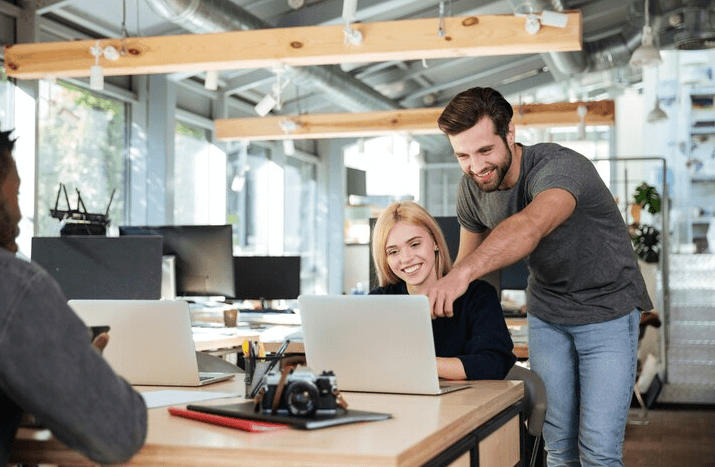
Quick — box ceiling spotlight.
[102,45,120,61]
[89,41,104,91]
[342,0,363,45]
[204,70,218,91]
[283,139,296,155]
[515,5,568,35]
[287,0,304,9]
[539,10,569,28]
[279,118,299,134]
[89,64,104,91]
[630,0,662,67]
[254,93,278,117]
[577,104,588,140]
[254,65,291,116]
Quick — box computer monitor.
[119,224,235,298]
[231,256,301,305]
[31,236,163,300]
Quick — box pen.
[243,340,253,388]
[250,339,290,398]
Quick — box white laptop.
[68,299,236,387]
[298,294,473,395]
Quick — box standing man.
[1,129,147,465]
[429,87,651,467]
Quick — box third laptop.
[298,294,472,395]
[68,299,235,387]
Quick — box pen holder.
[243,355,281,399]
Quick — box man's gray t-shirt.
[456,142,652,325]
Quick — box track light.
[254,94,277,117]
[514,4,568,35]
[279,119,299,134]
[89,42,104,91]
[254,65,290,116]
[88,41,121,91]
[204,70,218,91]
[342,0,363,45]
[89,64,104,91]
[282,139,296,155]
[577,104,588,140]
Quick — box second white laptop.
[298,294,472,395]
[68,299,235,387]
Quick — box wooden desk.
[506,318,529,360]
[192,326,260,353]
[11,379,526,467]
[197,325,524,361]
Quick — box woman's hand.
[436,357,467,380]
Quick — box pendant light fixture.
[647,66,667,122]
[630,0,663,67]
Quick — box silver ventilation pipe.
[508,0,643,77]
[145,0,401,112]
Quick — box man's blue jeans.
[528,309,640,467]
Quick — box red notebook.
[168,407,289,433]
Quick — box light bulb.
[282,139,295,155]
[89,64,104,91]
[254,94,277,117]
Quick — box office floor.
[623,404,715,467]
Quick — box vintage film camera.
[258,366,344,417]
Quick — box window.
[0,66,11,130]
[227,143,321,294]
[344,135,421,200]
[284,155,319,294]
[228,143,273,253]
[544,126,612,186]
[174,122,226,225]
[37,80,127,236]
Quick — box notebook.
[68,299,236,387]
[297,294,473,395]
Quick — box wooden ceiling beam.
[214,100,614,141]
[4,12,582,80]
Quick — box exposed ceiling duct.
[509,0,644,78]
[145,0,402,114]
[654,0,715,50]
[144,0,454,153]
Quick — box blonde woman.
[370,201,515,380]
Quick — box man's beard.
[469,144,512,193]
[0,199,20,253]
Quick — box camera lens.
[285,380,319,416]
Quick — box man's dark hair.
[437,87,514,141]
[1,129,19,253]
[0,129,17,183]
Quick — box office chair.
[506,363,547,467]
[629,310,663,426]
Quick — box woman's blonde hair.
[371,201,452,287]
